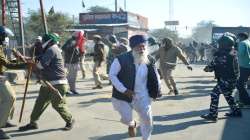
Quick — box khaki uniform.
[29,44,73,124]
[93,42,105,86]
[158,46,183,91]
[30,84,72,123]
[0,47,26,127]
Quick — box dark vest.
[112,51,161,103]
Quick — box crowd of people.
[1,25,250,140]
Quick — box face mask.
[3,37,9,46]
[42,39,52,49]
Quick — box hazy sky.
[22,0,250,37]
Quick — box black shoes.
[167,90,174,95]
[201,110,242,122]
[2,122,16,128]
[200,113,218,122]
[71,90,79,95]
[225,110,242,117]
[174,89,179,95]
[67,90,80,95]
[0,129,10,139]
[92,85,103,89]
[18,119,75,131]
[63,119,75,131]
[18,122,38,131]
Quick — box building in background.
[212,27,250,42]
[70,11,148,39]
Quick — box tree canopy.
[191,20,216,43]
[24,9,73,44]
[149,28,179,43]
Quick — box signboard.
[164,20,179,25]
[127,13,148,29]
[212,27,250,42]
[79,12,127,24]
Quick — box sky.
[21,0,250,37]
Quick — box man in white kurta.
[109,35,161,140]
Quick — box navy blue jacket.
[112,51,161,103]
[205,50,239,81]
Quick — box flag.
[82,0,85,8]
[49,6,55,15]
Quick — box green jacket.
[0,47,27,75]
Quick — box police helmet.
[217,34,235,49]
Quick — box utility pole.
[17,0,25,55]
[115,0,117,12]
[169,0,173,21]
[2,0,6,26]
[39,0,48,34]
[124,0,126,11]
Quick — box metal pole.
[17,0,25,55]
[124,0,126,11]
[39,0,48,34]
[115,0,117,12]
[2,0,6,26]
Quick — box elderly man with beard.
[155,37,192,95]
[109,35,161,140]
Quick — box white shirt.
[109,58,150,99]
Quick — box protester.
[19,33,74,131]
[109,35,161,140]
[62,30,85,94]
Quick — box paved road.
[3,64,250,140]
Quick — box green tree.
[192,20,216,43]
[87,6,112,13]
[24,9,73,44]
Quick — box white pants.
[112,96,153,140]
[65,63,79,91]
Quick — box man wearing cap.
[30,36,43,57]
[114,37,129,56]
[29,36,43,83]
[0,26,31,139]
[119,37,130,52]
[154,37,192,95]
[109,35,161,140]
[92,35,106,89]
[19,33,75,131]
[236,32,250,107]
[62,31,85,95]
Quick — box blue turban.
[129,35,147,48]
